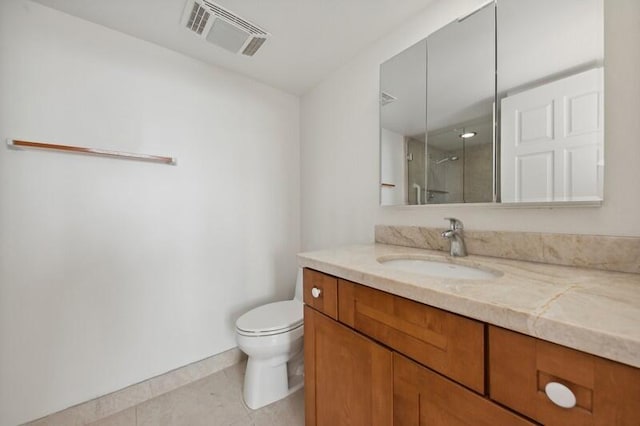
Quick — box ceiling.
[33,0,436,95]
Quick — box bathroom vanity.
[300,244,640,425]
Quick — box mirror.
[380,2,495,206]
[380,39,427,206]
[380,0,604,206]
[425,3,495,204]
[498,0,604,203]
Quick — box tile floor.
[88,361,304,426]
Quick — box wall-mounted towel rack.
[7,139,177,165]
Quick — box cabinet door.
[394,353,535,426]
[304,306,393,426]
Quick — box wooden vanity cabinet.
[304,268,640,426]
[489,326,640,426]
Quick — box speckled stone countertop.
[298,243,640,369]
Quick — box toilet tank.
[293,268,303,302]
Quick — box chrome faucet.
[441,217,467,257]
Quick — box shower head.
[434,156,459,165]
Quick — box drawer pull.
[544,382,576,408]
[311,287,322,298]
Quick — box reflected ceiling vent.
[380,91,397,106]
[181,0,270,56]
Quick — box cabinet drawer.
[489,326,640,426]
[303,268,338,320]
[394,353,534,426]
[339,280,485,393]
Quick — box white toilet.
[235,269,304,409]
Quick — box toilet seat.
[236,300,303,336]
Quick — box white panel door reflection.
[501,67,603,202]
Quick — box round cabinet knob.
[311,287,322,298]
[545,382,576,408]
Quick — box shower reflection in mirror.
[399,121,493,205]
[424,120,493,204]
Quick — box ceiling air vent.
[181,0,270,56]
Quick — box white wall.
[0,1,300,424]
[301,0,640,251]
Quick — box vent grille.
[203,0,268,36]
[380,91,397,106]
[186,2,211,35]
[242,37,267,56]
[182,0,270,56]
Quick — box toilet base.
[243,350,304,410]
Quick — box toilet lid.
[236,300,303,335]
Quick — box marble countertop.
[298,243,640,369]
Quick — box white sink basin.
[377,257,501,280]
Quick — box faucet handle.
[444,217,464,230]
